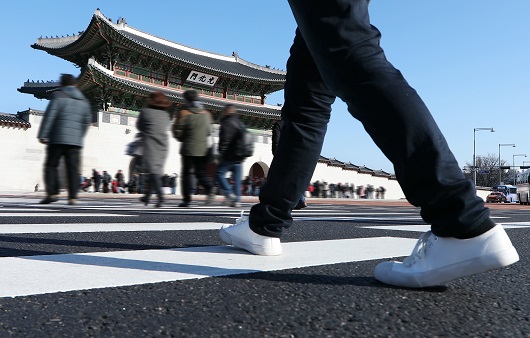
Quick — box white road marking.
[0,213,135,217]
[0,222,227,234]
[294,216,422,221]
[0,208,54,212]
[364,223,530,232]
[0,237,417,298]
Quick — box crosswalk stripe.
[295,216,422,221]
[0,213,135,217]
[0,208,53,212]
[0,222,227,234]
[364,223,530,232]
[0,237,417,298]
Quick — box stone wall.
[0,110,405,200]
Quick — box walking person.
[92,169,101,193]
[102,170,111,193]
[137,91,172,207]
[172,89,214,207]
[216,104,245,207]
[219,0,519,288]
[115,170,125,191]
[37,73,92,205]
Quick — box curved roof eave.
[31,9,286,85]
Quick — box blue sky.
[2,1,530,174]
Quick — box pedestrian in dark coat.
[216,104,246,207]
[137,91,172,207]
[37,73,92,205]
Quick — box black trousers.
[250,0,490,238]
[180,155,213,204]
[44,144,81,200]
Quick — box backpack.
[235,123,254,158]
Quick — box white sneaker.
[374,224,519,288]
[219,213,282,256]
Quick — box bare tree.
[464,153,508,187]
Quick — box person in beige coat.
[172,90,214,207]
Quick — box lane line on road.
[0,237,417,298]
[0,222,227,234]
[0,213,135,217]
[363,223,530,232]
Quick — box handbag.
[126,133,144,157]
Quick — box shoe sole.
[219,228,282,256]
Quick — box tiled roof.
[118,30,285,83]
[0,113,31,128]
[17,81,58,100]
[317,156,396,178]
[32,9,286,85]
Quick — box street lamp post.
[473,127,495,186]
[499,143,516,185]
[512,154,527,185]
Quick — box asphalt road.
[0,195,527,337]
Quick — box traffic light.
[499,166,511,170]
[520,166,530,169]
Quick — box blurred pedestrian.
[216,104,245,207]
[172,89,214,207]
[137,91,172,207]
[37,73,91,205]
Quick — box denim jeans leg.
[249,30,336,238]
[216,161,232,196]
[233,162,242,201]
[287,0,490,237]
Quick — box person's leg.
[287,0,489,237]
[247,29,336,237]
[43,144,63,201]
[194,156,214,203]
[219,29,335,255]
[149,173,164,206]
[233,162,242,203]
[63,145,81,202]
[216,161,232,197]
[180,156,193,205]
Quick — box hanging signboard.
[186,71,218,87]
